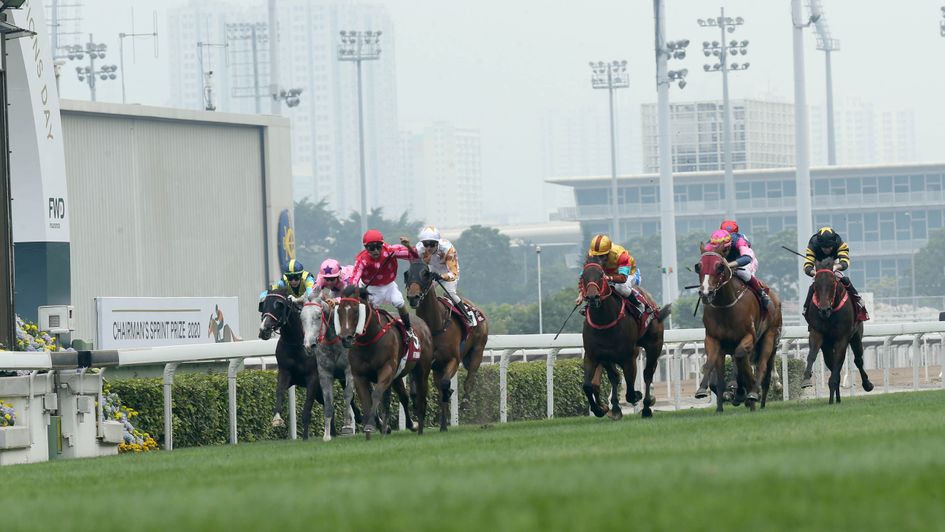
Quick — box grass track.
[6,391,945,532]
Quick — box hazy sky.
[59,0,945,224]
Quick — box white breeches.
[365,281,405,309]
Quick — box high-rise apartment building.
[640,99,795,174]
[166,0,401,218]
[400,122,482,228]
[809,98,916,166]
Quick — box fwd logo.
[48,197,66,219]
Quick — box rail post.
[499,349,512,423]
[162,363,178,451]
[781,339,790,401]
[546,348,559,419]
[287,386,297,440]
[227,359,244,445]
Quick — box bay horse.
[404,261,489,431]
[694,249,782,412]
[802,258,874,404]
[300,294,363,441]
[335,285,434,440]
[579,260,671,419]
[258,288,324,440]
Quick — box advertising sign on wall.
[95,297,241,350]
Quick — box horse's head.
[334,285,370,348]
[812,258,840,319]
[695,250,732,304]
[404,260,433,309]
[579,259,610,309]
[300,294,331,351]
[258,288,292,340]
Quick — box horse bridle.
[262,292,293,330]
[812,268,846,311]
[334,297,371,339]
[579,262,613,301]
[700,251,735,304]
[304,300,342,346]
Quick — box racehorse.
[802,258,874,404]
[579,260,671,419]
[334,285,434,440]
[300,294,363,441]
[258,288,324,440]
[695,248,783,412]
[405,261,489,431]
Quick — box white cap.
[418,226,440,241]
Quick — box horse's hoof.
[801,377,813,389]
[608,409,622,421]
[271,415,285,428]
[641,407,653,419]
[644,396,655,408]
[747,400,757,412]
[323,434,332,442]
[626,391,642,404]
[365,431,372,441]
[723,390,734,402]
[340,425,356,436]
[694,387,708,399]
[747,392,760,402]
[862,381,874,392]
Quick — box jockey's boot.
[623,289,646,316]
[840,277,870,321]
[398,308,413,332]
[803,284,815,318]
[746,276,771,310]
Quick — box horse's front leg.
[603,362,622,421]
[748,331,778,406]
[365,363,396,440]
[341,363,357,435]
[317,362,335,442]
[733,335,756,409]
[353,373,375,439]
[803,330,824,388]
[831,339,850,405]
[704,336,726,413]
[391,377,415,432]
[272,368,290,428]
[850,328,874,392]
[582,355,607,417]
[640,339,663,418]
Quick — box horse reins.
[304,300,343,346]
[698,252,746,308]
[812,269,849,312]
[580,262,626,330]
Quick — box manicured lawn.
[6,390,944,532]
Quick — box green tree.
[293,198,340,270]
[333,208,424,265]
[914,228,945,296]
[751,228,798,300]
[457,225,521,305]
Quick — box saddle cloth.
[437,296,484,341]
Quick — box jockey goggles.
[421,240,438,248]
[364,242,383,252]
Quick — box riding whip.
[780,245,807,260]
[693,296,701,317]
[554,303,582,341]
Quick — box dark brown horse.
[404,261,489,432]
[579,261,670,419]
[802,258,874,403]
[335,285,433,439]
[258,288,323,440]
[695,250,782,412]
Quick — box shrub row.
[108,356,805,449]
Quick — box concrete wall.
[60,101,293,344]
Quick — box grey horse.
[300,293,358,441]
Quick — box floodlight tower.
[589,59,629,244]
[698,9,749,219]
[808,0,839,165]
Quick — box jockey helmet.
[319,258,342,278]
[284,259,305,280]
[708,229,732,251]
[418,226,441,242]
[816,227,840,248]
[362,229,384,245]
[588,234,612,256]
[720,220,739,233]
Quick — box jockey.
[803,226,869,321]
[720,219,752,249]
[315,258,354,300]
[270,259,315,303]
[414,226,477,326]
[579,234,646,315]
[350,229,420,332]
[705,229,771,310]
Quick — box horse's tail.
[658,304,672,322]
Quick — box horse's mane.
[270,287,290,296]
[813,258,835,271]
[341,284,368,300]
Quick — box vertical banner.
[277,209,294,274]
[6,0,71,322]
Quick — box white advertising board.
[95,297,241,350]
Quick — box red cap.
[720,220,739,233]
[362,229,384,245]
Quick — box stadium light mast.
[338,30,382,236]
[808,0,838,165]
[589,59,629,244]
[654,0,688,318]
[698,9,748,219]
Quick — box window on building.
[910,175,924,192]
[813,179,828,196]
[894,175,909,194]
[767,181,782,199]
[927,174,942,191]
[862,176,877,195]
[750,181,764,199]
[640,186,658,204]
[930,209,943,229]
[846,177,861,195]
[912,210,927,239]
[577,188,608,205]
[829,178,845,195]
[736,182,750,200]
[878,176,892,193]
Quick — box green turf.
[6,391,945,532]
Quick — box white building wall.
[61,101,292,343]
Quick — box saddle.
[376,309,422,368]
[624,288,657,332]
[437,296,484,341]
